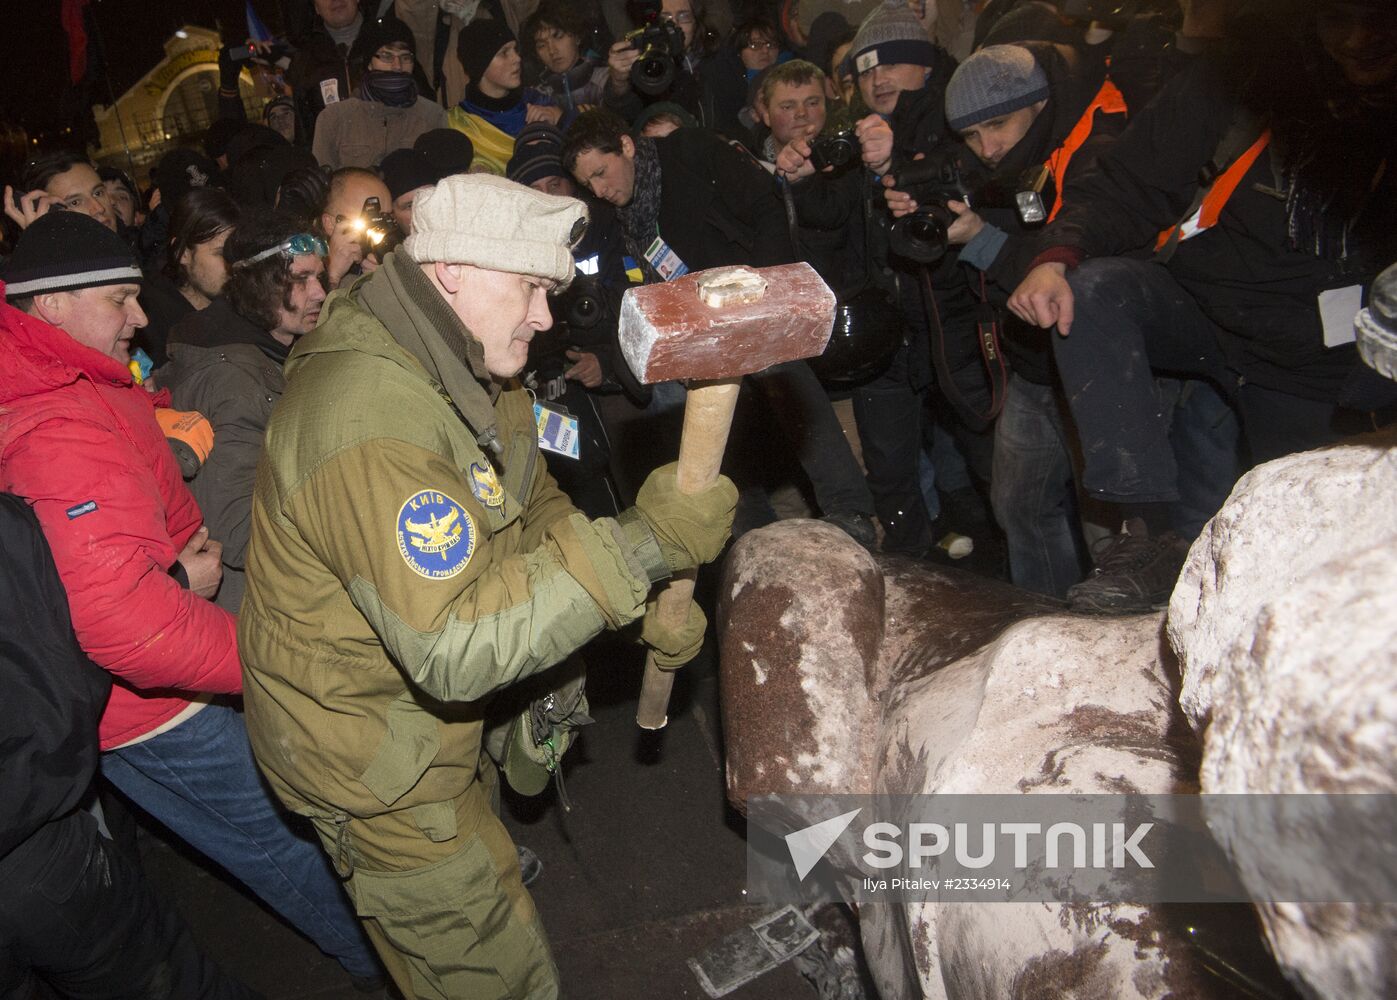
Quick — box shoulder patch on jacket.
[66,500,99,519]
[468,462,506,509]
[397,490,476,579]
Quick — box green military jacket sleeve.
[262,317,667,707]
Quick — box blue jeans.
[990,375,1085,599]
[101,703,379,980]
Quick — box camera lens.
[889,207,950,264]
[635,54,674,95]
[569,294,601,328]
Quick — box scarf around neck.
[461,83,528,137]
[357,252,502,448]
[617,136,664,282]
[358,69,419,107]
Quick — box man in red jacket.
[0,212,382,991]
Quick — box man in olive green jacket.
[239,173,735,999]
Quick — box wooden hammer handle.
[636,379,742,730]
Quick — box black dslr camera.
[352,197,402,262]
[550,274,614,332]
[809,127,860,172]
[553,279,603,330]
[887,152,975,264]
[623,0,687,95]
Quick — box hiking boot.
[821,511,878,552]
[1067,518,1190,614]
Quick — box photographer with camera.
[773,0,981,558]
[317,166,395,289]
[603,0,717,127]
[563,108,879,546]
[884,42,1129,597]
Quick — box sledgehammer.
[619,263,837,729]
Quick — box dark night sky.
[0,0,289,134]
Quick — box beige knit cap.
[404,173,588,287]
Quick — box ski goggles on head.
[232,233,328,268]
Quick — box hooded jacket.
[0,290,242,750]
[163,298,290,615]
[239,251,666,824]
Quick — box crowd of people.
[1,0,1393,997]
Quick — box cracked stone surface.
[720,521,1226,999]
[1169,429,1397,1000]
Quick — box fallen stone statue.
[719,426,1394,999]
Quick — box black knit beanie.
[380,148,440,200]
[457,18,516,84]
[506,125,567,188]
[414,128,475,177]
[359,16,417,59]
[1,211,141,297]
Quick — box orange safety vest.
[1154,131,1272,251]
[1042,78,1129,222]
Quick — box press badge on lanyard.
[644,234,689,281]
[534,403,580,460]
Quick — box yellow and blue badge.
[469,461,506,509]
[397,490,476,579]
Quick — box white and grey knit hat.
[849,0,937,76]
[404,173,588,287]
[945,45,1050,132]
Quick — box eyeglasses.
[372,48,414,68]
[233,233,327,268]
[743,40,776,51]
[664,11,694,24]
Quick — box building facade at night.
[92,25,277,177]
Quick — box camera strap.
[923,268,1007,432]
[778,177,806,259]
